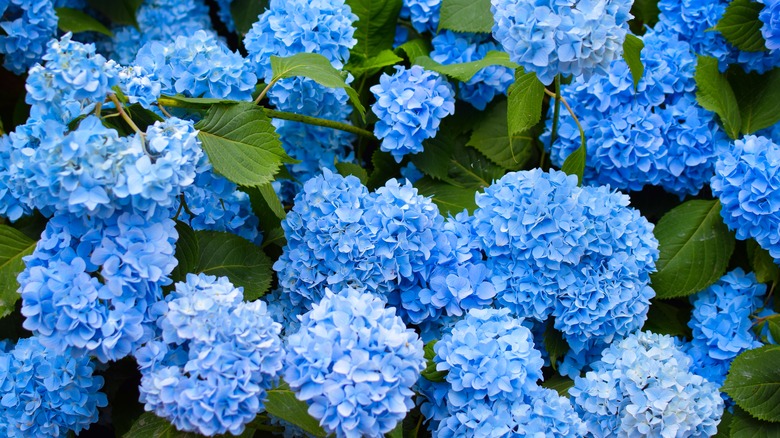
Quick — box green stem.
[544,87,584,152]
[261,108,376,140]
[254,78,278,105]
[544,75,562,167]
[109,94,143,135]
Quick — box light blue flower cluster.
[658,0,780,73]
[134,30,256,101]
[214,0,236,32]
[370,66,455,162]
[430,31,515,110]
[19,208,178,362]
[491,0,633,85]
[0,0,58,74]
[284,287,425,438]
[401,0,441,34]
[686,269,766,388]
[712,135,780,261]
[543,29,728,197]
[760,0,780,50]
[0,337,107,437]
[117,65,162,109]
[137,273,285,436]
[570,331,724,437]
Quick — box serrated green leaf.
[467,100,536,170]
[394,39,431,63]
[731,407,780,438]
[231,0,268,35]
[56,8,113,37]
[622,34,644,90]
[170,221,199,284]
[265,383,327,437]
[544,321,569,371]
[261,226,286,249]
[346,50,404,77]
[561,141,586,185]
[367,150,402,190]
[541,375,575,397]
[336,162,369,185]
[723,346,780,422]
[651,200,736,299]
[507,69,545,136]
[642,299,692,337]
[86,0,142,27]
[731,68,780,135]
[347,0,403,58]
[195,103,293,188]
[0,225,35,319]
[270,53,366,119]
[414,132,504,189]
[194,231,273,300]
[695,56,742,139]
[715,0,767,52]
[415,177,477,215]
[715,410,732,438]
[438,0,493,33]
[748,240,780,284]
[415,51,518,83]
[258,183,286,220]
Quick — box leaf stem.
[108,94,143,135]
[254,78,279,105]
[544,87,584,151]
[545,75,562,166]
[261,108,377,140]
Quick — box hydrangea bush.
[0,0,778,436]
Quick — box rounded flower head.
[759,0,780,50]
[712,135,780,261]
[491,0,633,85]
[0,337,107,437]
[370,66,455,162]
[0,0,58,74]
[570,331,724,437]
[284,287,425,438]
[138,273,285,436]
[402,0,442,34]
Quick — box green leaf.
[101,103,164,137]
[622,34,645,90]
[170,221,199,284]
[544,321,569,371]
[438,0,493,33]
[766,316,780,345]
[695,56,742,139]
[347,0,403,58]
[731,68,780,135]
[415,51,518,83]
[467,100,536,170]
[723,346,780,422]
[415,177,477,215]
[541,375,575,397]
[630,0,660,30]
[642,299,692,337]
[258,183,286,220]
[507,69,545,136]
[158,94,239,109]
[561,141,586,185]
[422,340,447,382]
[715,0,767,52]
[86,0,142,27]
[55,8,113,37]
[261,226,286,249]
[124,412,255,437]
[270,53,366,119]
[367,150,402,190]
[0,225,35,319]
[346,50,404,78]
[194,231,273,300]
[386,423,404,438]
[265,383,327,438]
[651,200,736,299]
[195,102,293,188]
[336,162,369,185]
[394,39,431,63]
[715,410,732,438]
[731,407,780,438]
[230,0,268,35]
[748,240,780,284]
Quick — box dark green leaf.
[270,53,366,119]
[394,39,431,63]
[258,183,286,220]
[731,407,780,438]
[261,226,286,249]
[346,50,404,78]
[415,51,518,83]
[101,103,164,137]
[0,225,35,318]
[124,412,255,437]
[386,423,404,438]
[467,100,536,170]
[561,141,586,185]
[265,382,327,437]
[630,0,660,30]
[194,231,273,300]
[347,0,403,58]
[622,34,645,90]
[336,162,369,185]
[230,0,268,35]
[86,0,142,27]
[651,200,735,298]
[544,321,569,371]
[766,316,780,345]
[695,56,742,139]
[438,0,493,33]
[170,221,199,284]
[55,8,113,37]
[541,375,575,397]
[367,150,402,190]
[242,185,285,237]
[507,69,545,136]
[730,68,780,135]
[715,0,767,52]
[723,346,780,422]
[747,240,780,284]
[422,340,447,382]
[415,177,477,215]
[195,103,293,188]
[642,299,692,337]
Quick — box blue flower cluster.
[686,269,766,388]
[135,30,256,101]
[117,65,162,109]
[760,0,780,50]
[401,0,441,34]
[137,274,285,436]
[214,0,236,32]
[0,337,107,437]
[0,0,58,74]
[284,287,425,438]
[370,66,456,162]
[490,0,633,85]
[712,135,780,261]
[543,29,728,197]
[570,331,724,437]
[430,31,514,110]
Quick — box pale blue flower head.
[0,0,58,74]
[401,0,441,34]
[759,0,780,50]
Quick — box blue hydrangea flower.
[138,273,285,436]
[214,0,236,32]
[0,337,107,437]
[284,287,425,438]
[0,0,58,74]
[430,31,514,110]
[401,0,441,34]
[712,135,780,261]
[243,0,357,80]
[370,66,455,162]
[570,331,724,437]
[491,0,633,85]
[400,162,424,183]
[117,65,162,109]
[687,269,766,387]
[759,0,780,50]
[135,30,256,101]
[0,131,32,221]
